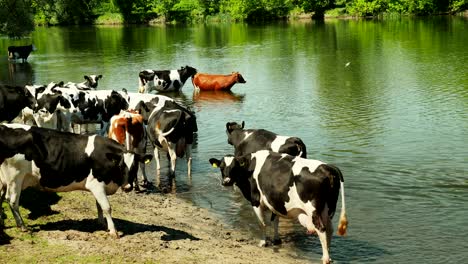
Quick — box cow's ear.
[209,158,221,168]
[84,75,90,81]
[241,121,245,129]
[98,74,103,79]
[226,122,233,133]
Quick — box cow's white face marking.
[224,156,234,167]
[123,153,135,170]
[85,135,96,156]
[270,135,288,152]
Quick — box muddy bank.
[0,189,312,263]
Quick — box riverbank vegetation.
[1,0,467,37]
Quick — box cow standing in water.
[138,65,197,93]
[8,44,37,62]
[226,121,307,158]
[192,72,246,91]
[210,150,348,264]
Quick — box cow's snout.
[122,183,133,192]
[222,177,232,185]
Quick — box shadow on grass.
[31,218,200,241]
[0,229,13,245]
[19,188,61,220]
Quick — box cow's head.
[233,72,246,84]
[226,121,245,144]
[84,74,103,89]
[20,85,37,110]
[209,154,253,186]
[181,65,198,78]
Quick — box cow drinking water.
[226,121,307,158]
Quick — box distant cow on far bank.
[8,44,37,62]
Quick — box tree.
[0,0,35,38]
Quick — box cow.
[109,110,149,190]
[138,65,197,93]
[134,97,197,177]
[45,87,129,135]
[226,121,307,158]
[209,150,348,264]
[0,84,36,123]
[63,74,103,90]
[192,72,246,91]
[0,123,152,237]
[7,44,37,62]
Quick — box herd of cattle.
[0,62,348,263]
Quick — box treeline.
[1,0,467,38]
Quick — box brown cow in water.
[192,72,246,91]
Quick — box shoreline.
[0,189,312,263]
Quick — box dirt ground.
[0,188,312,263]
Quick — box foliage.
[0,0,467,38]
[0,0,35,38]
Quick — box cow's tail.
[337,176,348,236]
[155,121,175,137]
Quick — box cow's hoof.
[272,238,282,245]
[322,257,331,264]
[110,231,120,239]
[258,240,268,247]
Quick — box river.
[1,16,467,263]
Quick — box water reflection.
[192,90,245,103]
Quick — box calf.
[109,110,149,189]
[0,84,36,123]
[226,121,307,158]
[192,72,246,91]
[0,124,151,237]
[8,44,36,62]
[138,65,197,93]
[209,150,348,264]
[135,98,197,176]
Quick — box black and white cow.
[0,124,152,237]
[226,121,307,158]
[45,87,129,135]
[138,65,197,93]
[8,44,37,62]
[134,97,197,176]
[0,84,36,123]
[209,150,348,264]
[64,74,103,90]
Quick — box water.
[1,17,467,263]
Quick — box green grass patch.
[95,13,124,25]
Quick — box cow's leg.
[167,144,177,176]
[317,228,331,264]
[95,200,105,227]
[271,214,281,245]
[7,180,28,231]
[186,143,192,177]
[86,179,118,238]
[0,183,6,227]
[298,213,316,234]
[253,205,268,247]
[154,148,161,172]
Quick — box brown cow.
[192,72,246,91]
[109,110,149,190]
